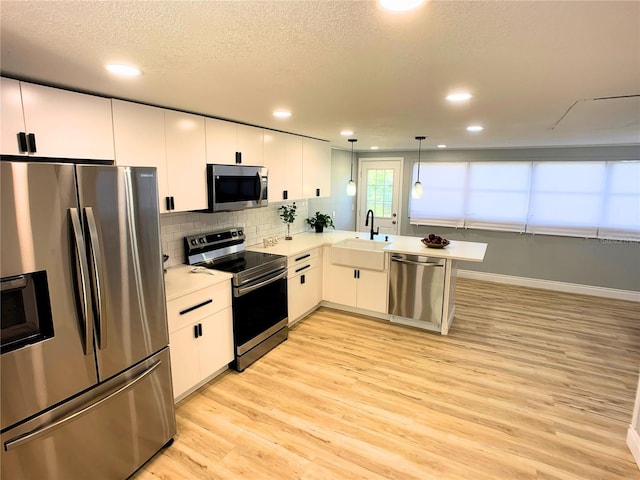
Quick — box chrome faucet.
[365,209,379,240]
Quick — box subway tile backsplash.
[161,201,309,267]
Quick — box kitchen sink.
[330,238,391,271]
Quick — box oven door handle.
[234,269,287,298]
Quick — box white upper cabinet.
[263,130,303,202]
[112,100,207,213]
[236,124,264,165]
[164,110,207,212]
[205,118,237,165]
[1,79,114,160]
[205,118,263,165]
[302,138,331,198]
[1,78,26,155]
[112,100,169,203]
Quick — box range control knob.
[199,238,206,244]
[191,239,197,246]
[238,230,244,236]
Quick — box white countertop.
[248,230,487,263]
[164,265,232,301]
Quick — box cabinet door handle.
[282,190,288,200]
[295,253,311,262]
[316,188,320,197]
[170,196,175,210]
[198,323,203,337]
[353,270,357,279]
[300,274,306,285]
[235,152,241,164]
[295,264,311,273]
[17,132,28,153]
[27,133,37,153]
[165,197,172,211]
[194,325,199,338]
[179,299,213,315]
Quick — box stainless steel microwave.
[206,164,268,212]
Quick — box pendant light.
[412,136,426,199]
[346,138,357,196]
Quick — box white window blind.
[409,163,466,227]
[408,160,640,242]
[599,161,640,240]
[466,162,530,232]
[526,162,606,237]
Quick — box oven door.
[232,268,287,355]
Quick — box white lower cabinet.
[288,249,321,324]
[167,281,233,401]
[322,248,389,314]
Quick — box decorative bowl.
[421,238,450,249]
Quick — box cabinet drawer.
[288,255,319,279]
[288,249,319,269]
[167,281,231,333]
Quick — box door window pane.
[366,168,394,219]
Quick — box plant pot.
[315,225,324,233]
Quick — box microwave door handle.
[84,207,107,350]
[256,171,264,205]
[69,208,94,356]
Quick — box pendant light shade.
[412,136,426,199]
[346,138,357,196]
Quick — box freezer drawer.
[1,348,176,480]
[389,254,446,327]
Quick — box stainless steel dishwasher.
[388,254,446,329]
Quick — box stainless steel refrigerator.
[0,161,176,479]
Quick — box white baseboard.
[457,270,640,302]
[628,426,640,471]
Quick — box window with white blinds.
[409,160,640,241]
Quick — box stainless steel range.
[185,228,288,371]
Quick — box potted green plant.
[278,202,297,240]
[305,211,335,233]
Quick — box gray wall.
[356,145,640,291]
[308,148,356,231]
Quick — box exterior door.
[0,162,98,430]
[76,165,168,381]
[357,158,403,235]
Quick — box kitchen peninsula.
[249,230,487,334]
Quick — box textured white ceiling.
[1,1,638,151]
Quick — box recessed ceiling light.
[105,63,141,77]
[370,146,379,150]
[446,92,472,102]
[379,0,425,12]
[466,125,484,132]
[437,144,447,148]
[273,110,291,118]
[341,130,354,136]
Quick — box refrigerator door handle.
[4,360,163,452]
[84,207,107,350]
[69,208,94,356]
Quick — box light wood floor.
[133,279,640,479]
